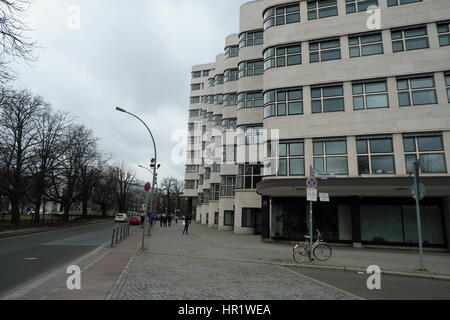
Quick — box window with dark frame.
[238,60,264,78]
[446,72,450,103]
[357,137,396,174]
[404,135,447,174]
[397,75,437,107]
[237,164,263,190]
[309,38,341,63]
[391,26,429,52]
[225,46,239,59]
[263,2,300,30]
[224,211,234,226]
[220,176,236,197]
[437,22,450,47]
[239,31,264,48]
[264,44,302,70]
[352,80,389,110]
[237,91,264,109]
[223,93,238,107]
[264,88,303,118]
[311,84,345,113]
[346,0,378,14]
[307,0,338,20]
[387,0,422,7]
[313,139,349,175]
[349,32,383,58]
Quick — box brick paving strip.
[44,228,143,300]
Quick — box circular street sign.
[144,183,151,192]
[307,177,318,189]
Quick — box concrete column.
[428,22,440,49]
[343,81,353,112]
[382,29,393,54]
[393,133,406,175]
[300,0,308,23]
[304,138,314,173]
[340,35,350,60]
[303,85,312,115]
[387,76,399,109]
[435,72,448,106]
[348,136,359,176]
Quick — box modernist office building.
[184,0,450,250]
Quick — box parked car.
[129,216,142,225]
[115,213,129,223]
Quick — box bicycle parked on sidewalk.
[292,229,332,263]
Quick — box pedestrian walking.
[175,216,178,224]
[168,214,172,227]
[182,215,190,235]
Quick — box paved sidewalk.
[43,227,142,300]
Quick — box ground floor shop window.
[224,211,234,226]
[214,212,219,225]
[360,205,446,246]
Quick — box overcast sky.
[10,0,248,184]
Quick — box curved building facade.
[184,0,450,250]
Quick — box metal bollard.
[111,228,116,247]
[115,226,119,244]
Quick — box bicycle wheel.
[313,243,332,261]
[293,243,309,263]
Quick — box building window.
[353,80,389,110]
[223,145,237,163]
[214,94,223,105]
[189,109,201,117]
[201,96,208,104]
[404,135,447,174]
[224,69,238,83]
[203,70,210,77]
[185,180,196,189]
[438,22,450,47]
[222,118,237,131]
[387,0,422,6]
[237,125,264,145]
[208,78,215,88]
[264,88,303,118]
[446,72,450,103]
[213,114,223,126]
[225,46,239,58]
[192,71,201,79]
[203,189,210,204]
[237,164,263,189]
[307,0,338,20]
[309,38,341,63]
[277,141,305,176]
[220,176,236,197]
[391,26,429,52]
[237,91,264,109]
[199,175,204,186]
[238,60,264,78]
[186,165,198,173]
[242,208,258,228]
[191,83,201,91]
[263,3,300,30]
[224,211,234,226]
[397,75,437,107]
[346,0,378,14]
[264,44,302,70]
[210,184,220,201]
[204,168,211,180]
[311,84,345,113]
[349,32,383,57]
[313,140,348,175]
[208,95,214,104]
[239,31,264,48]
[357,137,396,174]
[190,97,200,104]
[223,93,238,107]
[214,74,224,86]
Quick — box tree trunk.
[101,205,107,217]
[63,204,70,222]
[82,198,88,217]
[10,199,21,225]
[34,199,41,224]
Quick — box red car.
[129,216,142,225]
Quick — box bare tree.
[47,124,98,221]
[160,177,177,214]
[172,179,184,215]
[113,163,135,213]
[92,166,118,217]
[0,88,44,224]
[0,0,36,83]
[28,107,72,222]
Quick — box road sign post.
[413,160,426,271]
[306,173,318,261]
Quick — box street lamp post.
[139,163,160,234]
[116,107,158,250]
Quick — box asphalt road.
[0,221,127,298]
[286,267,450,300]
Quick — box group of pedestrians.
[145,212,191,235]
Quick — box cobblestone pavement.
[109,223,361,300]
